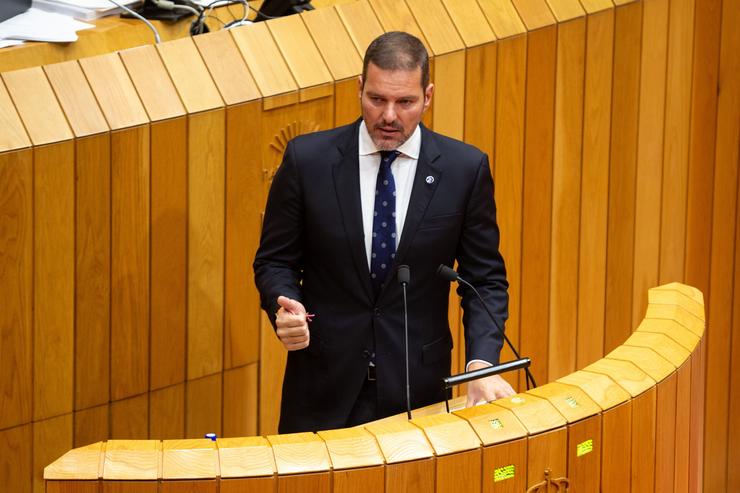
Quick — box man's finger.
[284,340,309,351]
[277,296,306,315]
[276,325,309,338]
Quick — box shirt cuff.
[466,359,493,372]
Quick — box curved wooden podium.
[45,282,705,492]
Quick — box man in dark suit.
[254,31,514,434]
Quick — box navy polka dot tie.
[370,150,400,294]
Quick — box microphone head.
[397,265,410,285]
[436,264,459,282]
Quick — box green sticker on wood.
[489,418,503,429]
[565,396,578,408]
[577,439,593,457]
[494,464,515,482]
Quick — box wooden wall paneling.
[47,481,100,493]
[161,439,218,492]
[259,311,286,435]
[604,1,642,353]
[0,77,32,152]
[331,466,385,493]
[509,0,556,31]
[730,165,740,493]
[44,442,103,490]
[79,53,150,401]
[659,0,695,284]
[218,436,276,493]
[102,439,159,492]
[156,38,226,382]
[567,415,601,492]
[109,394,149,440]
[706,0,740,489]
[268,433,332,493]
[149,384,185,440]
[193,31,263,371]
[223,363,258,438]
[578,0,613,14]
[689,339,704,492]
[301,6,363,126]
[525,428,567,490]
[684,0,722,299]
[334,0,385,59]
[33,414,73,493]
[576,7,613,368]
[185,373,222,439]
[489,30,526,388]
[519,23,557,388]
[601,400,632,493]
[631,0,669,329]
[46,59,112,413]
[544,0,585,21]
[0,424,32,493]
[654,373,677,492]
[630,388,656,492]
[384,459,435,493]
[74,404,109,448]
[0,141,32,429]
[102,481,157,493]
[549,15,585,381]
[673,362,691,493]
[435,450,481,493]
[476,0,527,40]
[442,0,497,158]
[318,427,384,492]
[484,439,528,493]
[119,45,188,392]
[2,67,75,424]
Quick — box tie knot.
[380,150,400,165]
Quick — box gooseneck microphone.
[397,265,412,420]
[436,264,538,390]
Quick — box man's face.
[359,62,434,150]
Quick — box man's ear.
[358,75,364,99]
[423,83,434,111]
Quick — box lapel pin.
[425,176,435,184]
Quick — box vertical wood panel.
[186,373,222,439]
[604,2,642,353]
[259,311,286,435]
[0,424,32,493]
[492,35,526,389]
[385,458,435,493]
[463,43,497,159]
[149,384,185,440]
[110,126,150,400]
[223,363,258,438]
[332,466,384,493]
[655,374,677,492]
[188,110,226,380]
[519,26,557,387]
[577,9,613,368]
[225,101,262,369]
[526,428,567,490]
[730,150,740,492]
[674,362,691,493]
[278,472,331,493]
[436,450,480,493]
[333,79,361,127]
[33,414,73,493]
[431,52,466,140]
[34,142,75,421]
[74,404,109,448]
[602,401,631,493]
[567,416,601,492]
[659,0,694,284]
[482,439,527,493]
[0,149,33,429]
[631,388,656,492]
[689,341,705,492]
[549,18,585,380]
[632,0,668,328]
[110,394,148,440]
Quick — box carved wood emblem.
[526,469,570,493]
[264,120,320,182]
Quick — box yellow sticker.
[577,439,593,457]
[494,464,515,482]
[489,418,504,429]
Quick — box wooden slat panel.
[334,0,385,58]
[673,362,691,493]
[406,0,465,56]
[0,78,31,151]
[442,0,497,48]
[655,374,677,492]
[302,7,362,82]
[385,458,434,493]
[689,340,705,491]
[156,37,224,114]
[2,67,73,146]
[707,0,740,489]
[186,373,222,439]
[463,43,496,159]
[476,0,527,39]
[436,449,481,493]
[74,134,111,410]
[482,438,527,492]
[453,403,528,446]
[162,439,217,480]
[549,17,585,381]
[187,109,226,379]
[33,414,73,493]
[74,405,109,449]
[103,440,159,480]
[278,472,331,493]
[577,8,613,368]
[492,35,526,388]
[110,126,150,400]
[44,441,103,481]
[259,290,286,435]
[150,384,185,440]
[526,428,567,490]
[367,0,430,52]
[118,45,185,123]
[193,30,262,106]
[223,364,259,439]
[602,401,631,493]
[109,395,149,440]
[218,436,276,478]
[103,480,156,493]
[631,388,656,492]
[332,466,384,493]
[79,53,148,130]
[221,478,275,493]
[730,159,740,492]
[268,433,332,475]
[225,100,262,368]
[47,481,100,493]
[519,25,556,387]
[429,51,465,140]
[159,480,217,493]
[0,149,33,429]
[149,118,187,390]
[544,0,584,22]
[0,424,32,493]
[333,78,361,127]
[318,428,384,470]
[44,60,109,137]
[33,142,75,420]
[604,1,642,353]
[510,0,556,31]
[556,370,630,411]
[631,0,668,328]
[494,394,566,435]
[578,0,613,13]
[567,415,601,492]
[659,0,695,284]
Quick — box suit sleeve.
[253,141,305,327]
[456,154,509,365]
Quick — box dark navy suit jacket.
[253,119,508,433]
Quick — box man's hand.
[465,361,516,407]
[275,296,310,351]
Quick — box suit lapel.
[332,121,375,302]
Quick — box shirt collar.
[359,120,421,160]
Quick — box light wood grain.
[436,449,481,493]
[0,150,33,429]
[476,0,527,39]
[103,440,160,480]
[526,428,567,490]
[453,402,528,445]
[44,60,109,137]
[317,428,384,470]
[556,370,630,411]
[578,0,613,13]
[385,458,434,493]
[0,424,32,493]
[333,78,361,127]
[118,45,185,122]
[334,0,384,58]
[623,332,690,367]
[367,0,431,52]
[482,438,527,492]
[267,433,332,474]
[162,439,217,480]
[0,79,31,151]
[33,142,75,421]
[149,384,185,440]
[510,0,556,30]
[218,436,276,478]
[430,51,465,140]
[545,0,584,22]
[110,394,148,440]
[364,419,434,464]
[406,0,465,55]
[74,404,108,449]
[645,304,704,337]
[332,466,384,493]
[442,0,496,48]
[278,471,331,493]
[223,364,259,438]
[602,401,631,493]
[493,393,566,434]
[194,30,262,106]
[648,288,705,321]
[44,442,102,480]
[463,43,496,159]
[186,374,222,439]
[411,412,481,455]
[583,359,654,397]
[527,382,601,423]
[301,7,362,81]
[636,318,699,354]
[568,415,601,491]
[79,53,148,130]
[655,374,677,492]
[33,415,73,493]
[631,388,656,492]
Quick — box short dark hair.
[362,31,430,89]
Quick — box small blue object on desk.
[204,433,217,441]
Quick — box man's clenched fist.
[275,296,310,351]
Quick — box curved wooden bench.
[45,282,705,492]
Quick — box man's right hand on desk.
[275,296,310,351]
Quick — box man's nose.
[382,103,397,122]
